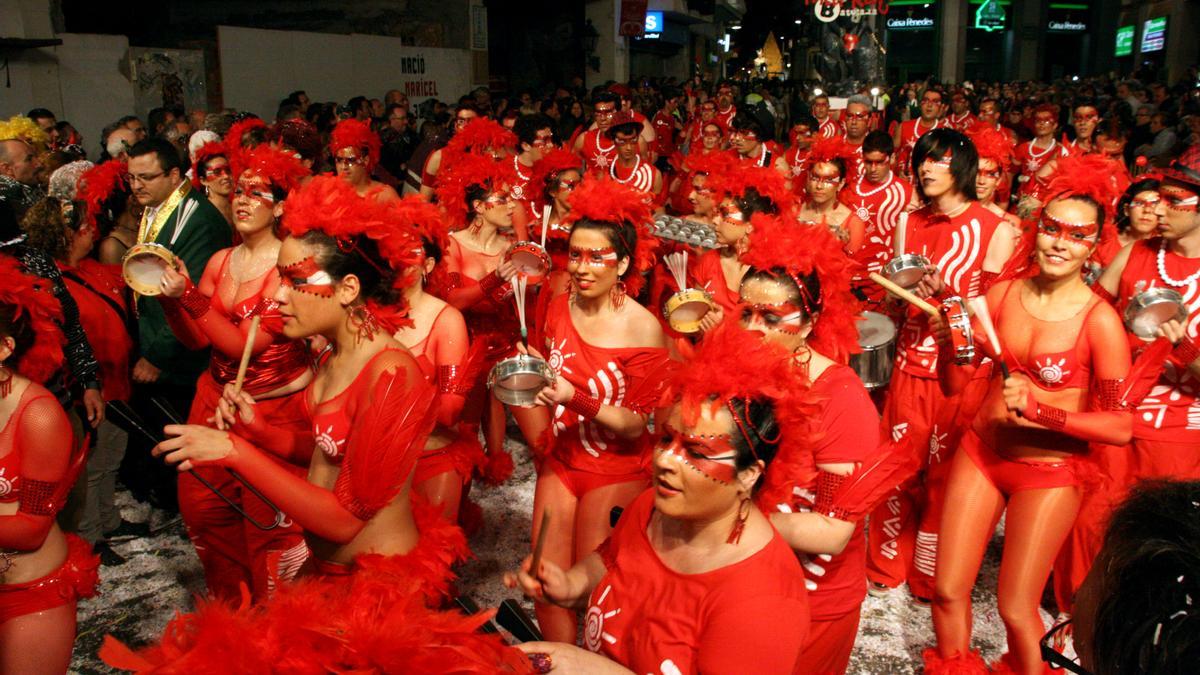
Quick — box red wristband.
[1034,403,1067,431]
[179,282,210,319]
[479,272,512,304]
[565,388,602,420]
[1173,337,1200,367]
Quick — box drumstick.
[540,205,551,249]
[530,509,551,578]
[967,296,1010,380]
[233,314,262,397]
[869,272,939,317]
[512,276,529,344]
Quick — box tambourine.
[488,354,555,406]
[1124,287,1187,340]
[881,254,931,290]
[505,241,551,283]
[121,242,176,296]
[662,288,715,334]
[940,296,975,365]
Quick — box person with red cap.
[330,119,400,203]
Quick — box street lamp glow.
[813,87,823,96]
[730,24,741,30]
[870,87,880,96]
[794,19,802,24]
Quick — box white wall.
[217,25,475,118]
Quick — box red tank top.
[0,387,60,503]
[690,250,742,316]
[993,280,1097,391]
[305,348,405,464]
[541,295,671,475]
[59,260,132,402]
[581,129,617,175]
[897,203,1004,378]
[1117,239,1200,439]
[587,490,809,674]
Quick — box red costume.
[1013,138,1069,198]
[895,118,948,176]
[579,128,618,176]
[817,116,843,139]
[59,259,131,403]
[736,140,784,170]
[607,154,664,207]
[946,111,977,132]
[866,202,1004,599]
[840,171,914,308]
[651,109,678,158]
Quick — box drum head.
[510,251,545,274]
[889,267,925,288]
[1130,302,1185,338]
[858,312,897,348]
[496,372,549,390]
[125,253,170,293]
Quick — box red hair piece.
[233,145,310,195]
[709,164,795,217]
[268,118,322,163]
[529,148,584,200]
[190,142,229,190]
[442,118,517,167]
[741,213,862,364]
[385,194,450,254]
[282,176,423,331]
[686,149,738,179]
[805,136,854,174]
[967,124,1014,172]
[563,176,659,298]
[330,119,382,170]
[0,256,64,383]
[1043,153,1124,221]
[433,153,517,230]
[77,160,128,229]
[224,117,269,152]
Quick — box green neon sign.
[975,0,1006,32]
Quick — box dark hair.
[276,103,302,121]
[735,187,777,218]
[1116,178,1161,234]
[0,302,37,367]
[605,121,642,140]
[128,138,184,175]
[912,128,979,200]
[731,111,766,138]
[147,107,172,135]
[1090,480,1200,675]
[421,236,443,265]
[741,266,823,322]
[542,166,581,204]
[27,108,55,123]
[20,198,72,260]
[592,91,619,108]
[515,114,554,149]
[297,230,399,308]
[1049,193,1106,232]
[863,129,894,156]
[455,101,482,117]
[569,219,638,280]
[792,113,818,132]
[347,96,369,114]
[286,90,307,104]
[116,115,141,128]
[726,397,781,483]
[384,103,407,119]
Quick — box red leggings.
[0,534,98,624]
[798,609,861,675]
[180,373,308,601]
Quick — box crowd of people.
[0,68,1198,674]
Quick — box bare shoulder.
[622,301,667,349]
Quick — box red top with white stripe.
[840,172,914,280]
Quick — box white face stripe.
[778,311,804,323]
[296,271,334,285]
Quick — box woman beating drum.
[154,145,314,600]
[924,156,1133,674]
[510,177,673,644]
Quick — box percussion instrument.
[488,354,555,406]
[881,253,931,290]
[940,296,976,365]
[121,242,176,296]
[504,241,551,283]
[662,288,715,334]
[1124,287,1187,340]
[849,311,897,390]
[651,214,719,249]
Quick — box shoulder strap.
[61,268,130,325]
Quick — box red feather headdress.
[329,119,382,170]
[686,149,738,179]
[224,117,269,152]
[966,124,1014,172]
[806,136,854,171]
[433,153,517,230]
[563,176,659,298]
[708,164,796,217]
[386,195,450,254]
[269,118,322,163]
[741,213,862,364]
[77,160,129,229]
[529,148,584,203]
[442,118,517,166]
[0,256,64,382]
[282,176,423,331]
[190,142,229,190]
[233,145,310,195]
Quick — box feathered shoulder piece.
[330,119,382,169]
[741,213,861,364]
[235,145,310,195]
[224,117,269,152]
[0,256,64,382]
[529,148,583,199]
[386,195,450,254]
[709,164,795,217]
[190,142,229,189]
[442,118,517,166]
[966,124,1014,171]
[806,136,854,169]
[686,149,738,178]
[563,176,658,297]
[78,160,129,228]
[434,153,517,230]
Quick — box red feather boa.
[0,256,64,383]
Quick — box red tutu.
[100,498,531,673]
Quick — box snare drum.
[505,241,551,283]
[121,242,176,296]
[940,296,976,365]
[881,254,931,290]
[1124,287,1187,340]
[849,311,897,390]
[488,354,555,406]
[663,288,715,334]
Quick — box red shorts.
[960,429,1078,496]
[0,534,99,624]
[542,456,649,499]
[413,432,485,486]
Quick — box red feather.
[0,256,63,382]
[190,141,229,190]
[329,119,381,169]
[823,434,921,521]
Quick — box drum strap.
[61,269,132,328]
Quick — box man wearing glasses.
[510,114,556,225]
[893,87,948,181]
[1014,103,1069,201]
[419,102,481,199]
[573,91,622,175]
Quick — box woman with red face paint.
[796,137,866,254]
[329,119,400,203]
[967,125,1022,231]
[925,157,1132,674]
[191,142,234,227]
[102,177,525,672]
[0,259,97,675]
[734,214,883,674]
[156,145,314,601]
[506,323,809,674]
[514,177,672,644]
[667,120,732,215]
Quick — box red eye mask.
[657,423,739,484]
[281,256,335,297]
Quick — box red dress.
[1013,139,1069,198]
[59,260,131,402]
[587,490,809,674]
[690,249,742,317]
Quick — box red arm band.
[978,270,999,294]
[0,395,73,551]
[431,310,470,427]
[565,388,602,420]
[435,365,468,428]
[1030,402,1132,446]
[811,470,850,520]
[1172,337,1200,368]
[478,272,512,304]
[159,293,210,351]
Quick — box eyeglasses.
[205,165,232,178]
[1039,620,1092,675]
[125,170,165,184]
[334,155,365,166]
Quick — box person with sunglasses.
[1014,104,1071,211]
[328,119,400,203]
[418,102,482,200]
[926,155,1132,674]
[893,87,948,182]
[190,142,234,226]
